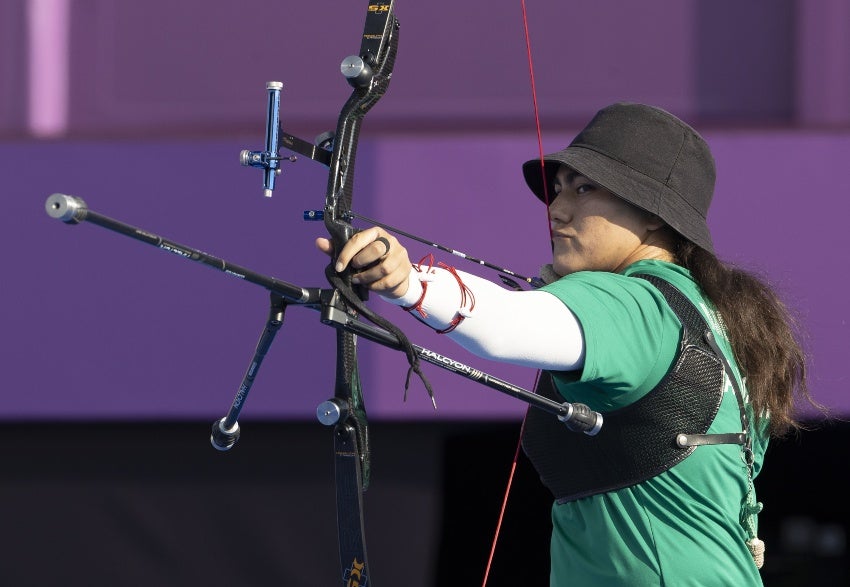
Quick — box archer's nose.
[548,198,572,227]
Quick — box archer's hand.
[315,227,412,299]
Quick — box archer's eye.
[575,183,596,195]
[552,182,562,195]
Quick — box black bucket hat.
[522,102,716,253]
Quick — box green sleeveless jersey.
[540,260,768,587]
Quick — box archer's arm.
[316,228,585,371]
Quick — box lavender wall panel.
[66,0,366,135]
[3,129,847,420]
[796,0,850,125]
[4,138,354,420]
[0,1,28,136]
[12,1,850,138]
[53,0,792,136]
[695,0,795,122]
[707,131,850,419]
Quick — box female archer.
[317,102,813,586]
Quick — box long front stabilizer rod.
[45,193,321,306]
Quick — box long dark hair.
[674,239,818,437]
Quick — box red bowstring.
[481,375,541,587]
[480,4,549,586]
[521,0,553,238]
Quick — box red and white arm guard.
[381,263,585,372]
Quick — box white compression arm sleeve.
[381,266,585,371]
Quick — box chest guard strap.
[522,274,746,503]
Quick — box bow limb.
[323,1,398,250]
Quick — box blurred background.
[2,0,848,584]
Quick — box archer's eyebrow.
[555,168,577,183]
[557,170,580,188]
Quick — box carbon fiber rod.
[45,193,321,305]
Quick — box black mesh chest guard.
[522,274,744,503]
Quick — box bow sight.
[238,81,330,198]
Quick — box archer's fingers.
[351,240,412,297]
[333,228,392,272]
[315,237,333,256]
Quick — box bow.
[43,3,606,583]
[247,3,432,581]
[318,2,403,581]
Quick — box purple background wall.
[3,0,848,420]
